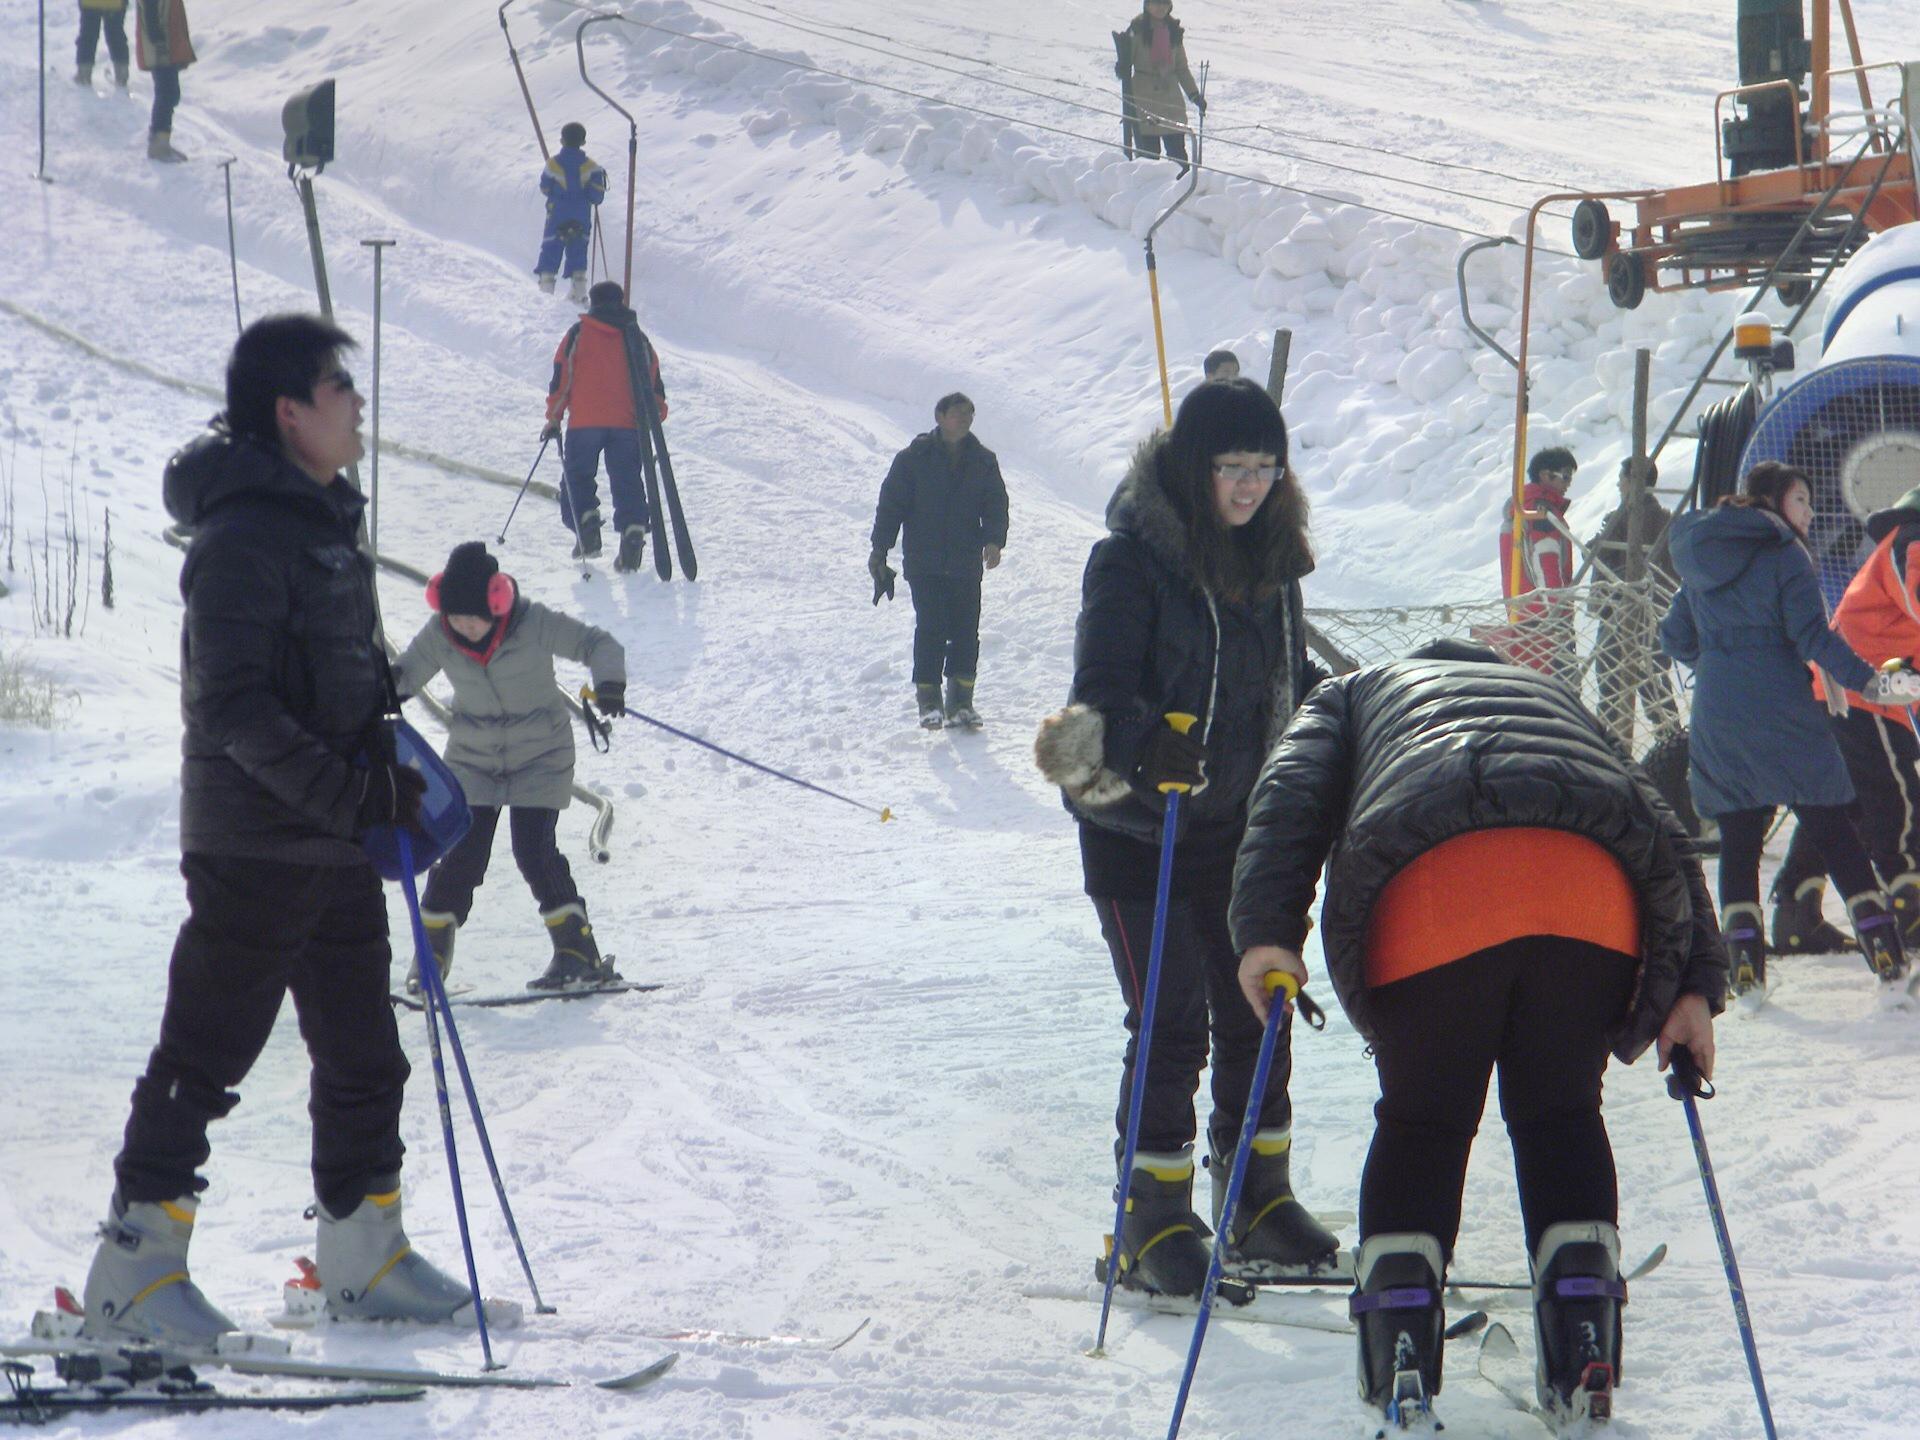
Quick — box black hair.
[588,280,627,309]
[1158,377,1308,601]
[1202,348,1240,378]
[1723,460,1811,518]
[935,392,975,419]
[560,121,586,147]
[1618,456,1659,484]
[1527,446,1578,482]
[225,313,358,447]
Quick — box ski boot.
[915,683,944,730]
[81,1194,239,1347]
[536,271,557,295]
[1888,872,1920,951]
[1207,1128,1341,1275]
[529,902,621,990]
[571,507,603,560]
[404,910,456,996]
[1109,1151,1213,1299]
[1770,878,1851,955]
[74,63,93,86]
[1847,891,1910,985]
[944,676,983,731]
[1721,902,1767,999]
[1530,1221,1625,1425]
[113,61,129,88]
[568,272,590,307]
[614,525,647,573]
[1350,1232,1445,1428]
[313,1180,476,1323]
[147,130,188,163]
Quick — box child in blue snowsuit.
[535,122,607,305]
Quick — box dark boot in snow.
[1351,1232,1445,1424]
[113,61,129,88]
[571,507,603,560]
[1770,878,1850,954]
[916,684,944,730]
[1208,1129,1340,1273]
[405,910,456,995]
[530,902,619,989]
[1888,871,1920,951]
[1530,1221,1624,1424]
[1111,1151,1212,1299]
[944,676,982,730]
[1721,902,1766,998]
[614,525,647,573]
[1847,891,1910,984]
[74,63,93,86]
[82,1194,238,1347]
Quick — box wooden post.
[1626,348,1652,580]
[1265,329,1293,408]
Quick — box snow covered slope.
[4,1,1920,1436]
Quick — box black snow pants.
[420,805,580,924]
[113,854,409,1218]
[907,574,983,687]
[1773,708,1920,898]
[1095,890,1293,1163]
[1359,935,1637,1261]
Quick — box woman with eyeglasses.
[1034,378,1337,1298]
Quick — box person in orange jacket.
[135,0,194,162]
[1494,447,1577,676]
[1770,482,1920,953]
[541,281,667,571]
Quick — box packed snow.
[3,0,1919,1435]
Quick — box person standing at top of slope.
[869,393,1010,730]
[542,280,668,572]
[534,121,608,307]
[82,314,478,1348]
[1229,640,1725,1428]
[135,0,193,162]
[1033,379,1339,1299]
[74,0,131,89]
[1586,455,1680,747]
[1661,460,1920,1003]
[1117,0,1205,173]
[393,541,627,994]
[1494,446,1577,676]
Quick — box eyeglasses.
[1536,468,1574,483]
[316,370,356,395]
[1213,463,1278,484]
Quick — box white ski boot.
[81,1194,239,1347]
[536,271,557,294]
[313,1181,479,1324]
[568,272,590,307]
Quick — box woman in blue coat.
[1662,461,1920,996]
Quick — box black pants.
[1774,709,1920,897]
[76,7,128,66]
[150,64,179,134]
[114,855,410,1218]
[1095,892,1293,1160]
[1717,802,1876,909]
[1360,936,1637,1260]
[1132,131,1190,170]
[420,805,579,923]
[907,574,982,687]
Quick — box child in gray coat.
[394,542,627,991]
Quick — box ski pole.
[394,830,499,1370]
[496,435,553,546]
[1166,969,1308,1438]
[1092,714,1198,1358]
[1667,1044,1777,1440]
[605,699,893,821]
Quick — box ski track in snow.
[5,0,1920,1435]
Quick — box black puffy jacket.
[1228,658,1728,1062]
[1065,439,1322,857]
[870,431,1009,581]
[164,428,388,865]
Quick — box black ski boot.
[1847,891,1910,984]
[1770,878,1851,954]
[529,902,621,990]
[1530,1221,1625,1424]
[944,676,982,730]
[404,910,456,996]
[1207,1129,1341,1274]
[1888,872,1920,951]
[614,525,647,573]
[571,508,603,560]
[915,683,944,730]
[1110,1151,1213,1299]
[1721,902,1767,998]
[1350,1233,1445,1428]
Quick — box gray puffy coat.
[393,593,624,809]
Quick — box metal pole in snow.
[360,238,395,562]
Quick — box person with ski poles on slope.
[392,541,627,993]
[1661,460,1920,1002]
[533,120,608,306]
[1761,481,1920,960]
[869,392,1010,730]
[1229,638,1726,1427]
[82,314,475,1347]
[1032,378,1338,1299]
[542,280,668,573]
[1117,0,1205,173]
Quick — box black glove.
[541,419,562,443]
[1134,720,1207,795]
[356,761,427,831]
[1194,94,1207,117]
[1114,59,1129,80]
[869,550,896,605]
[593,680,627,718]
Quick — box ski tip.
[595,1351,678,1391]
[828,1317,873,1352]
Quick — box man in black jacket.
[82,315,471,1346]
[869,393,1009,729]
[1229,642,1723,1429]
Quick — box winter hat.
[1867,484,1920,541]
[434,542,505,618]
[588,280,627,312]
[560,121,587,147]
[1167,377,1288,476]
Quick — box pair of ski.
[391,978,662,1011]
[623,324,695,581]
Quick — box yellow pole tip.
[879,807,894,823]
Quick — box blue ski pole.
[1667,1044,1777,1440]
[396,830,500,1369]
[1092,713,1198,1358]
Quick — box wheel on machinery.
[1775,278,1813,307]
[1606,250,1647,310]
[1571,199,1612,261]
[1638,726,1712,849]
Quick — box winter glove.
[541,419,563,443]
[1193,94,1208,117]
[1863,665,1920,706]
[1133,718,1207,795]
[869,549,896,605]
[593,680,627,718]
[355,761,428,832]
[1114,59,1129,80]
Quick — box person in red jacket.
[541,282,667,571]
[1490,447,1577,675]
[135,0,193,162]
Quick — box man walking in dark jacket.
[869,392,1010,729]
[81,314,473,1346]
